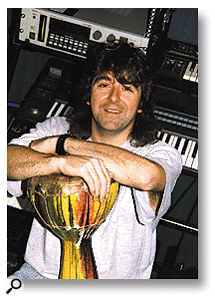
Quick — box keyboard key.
[178,137,186,154]
[59,104,69,116]
[46,102,58,118]
[181,140,192,165]
[175,137,182,150]
[189,61,196,72]
[158,132,164,140]
[162,132,168,142]
[190,64,198,82]
[185,141,196,168]
[183,62,192,80]
[54,103,65,116]
[192,142,198,158]
[169,135,175,145]
[192,150,198,170]
[181,139,189,155]
[157,131,161,139]
[165,134,171,143]
[50,102,61,117]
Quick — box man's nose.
[109,85,120,103]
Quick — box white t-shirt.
[7,116,182,279]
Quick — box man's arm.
[7,143,112,202]
[29,136,166,210]
[7,145,59,180]
[63,138,166,192]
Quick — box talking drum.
[27,174,118,279]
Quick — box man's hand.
[29,137,114,202]
[30,137,58,154]
[58,155,113,202]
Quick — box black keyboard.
[154,107,198,174]
[155,39,198,95]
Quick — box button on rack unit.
[47,33,88,56]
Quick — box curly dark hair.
[66,42,158,147]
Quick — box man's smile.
[104,108,122,114]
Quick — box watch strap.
[56,134,70,155]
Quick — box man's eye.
[98,83,109,88]
[123,86,133,92]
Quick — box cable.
[160,217,198,232]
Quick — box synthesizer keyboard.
[155,106,198,174]
[158,131,198,171]
[155,39,198,95]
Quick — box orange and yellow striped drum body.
[27,174,118,279]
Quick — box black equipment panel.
[7,206,34,276]
[8,58,85,143]
[151,38,198,176]
[155,39,198,95]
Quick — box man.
[7,42,182,279]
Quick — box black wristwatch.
[56,134,71,155]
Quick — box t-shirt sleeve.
[7,117,69,197]
[8,116,69,147]
[132,141,183,225]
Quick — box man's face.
[88,72,142,138]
